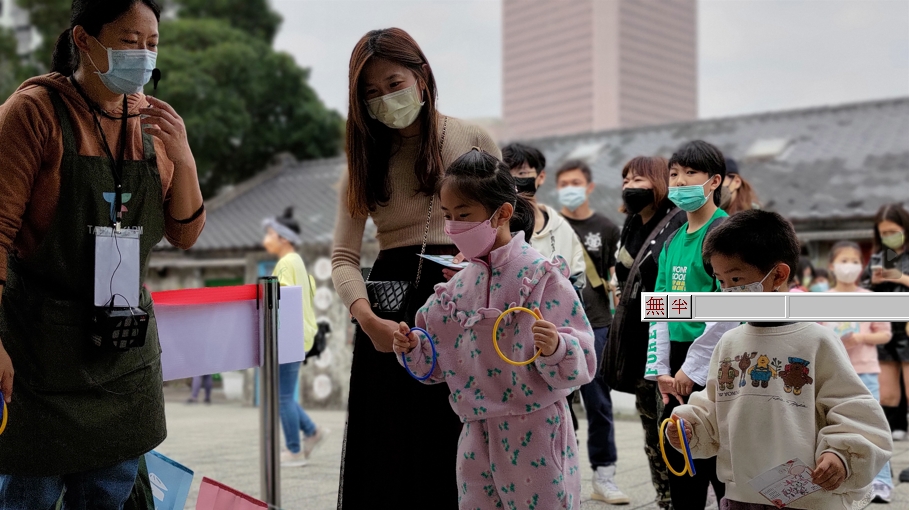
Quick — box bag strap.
[413,116,448,288]
[621,208,683,303]
[582,248,604,288]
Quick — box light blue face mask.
[558,186,587,212]
[668,178,713,212]
[809,282,829,292]
[88,37,157,95]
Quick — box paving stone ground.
[160,386,909,510]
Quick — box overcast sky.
[271,0,909,121]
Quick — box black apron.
[0,88,166,476]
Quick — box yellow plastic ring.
[492,307,542,366]
[0,398,6,436]
[659,417,695,477]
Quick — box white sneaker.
[707,484,718,509]
[891,430,906,441]
[591,465,630,505]
[872,481,892,503]
[303,428,329,459]
[280,450,308,467]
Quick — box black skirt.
[338,245,462,510]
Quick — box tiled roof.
[527,97,909,225]
[170,97,909,252]
[170,155,347,251]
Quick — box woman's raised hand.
[140,96,192,165]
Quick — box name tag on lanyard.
[93,226,141,308]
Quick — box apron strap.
[45,87,78,166]
[141,127,156,161]
[47,86,158,163]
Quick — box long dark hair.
[438,149,535,242]
[52,0,162,76]
[872,203,909,253]
[345,28,443,218]
[723,176,760,214]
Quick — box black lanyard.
[92,97,129,228]
[69,77,131,228]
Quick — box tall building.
[503,0,697,139]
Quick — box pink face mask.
[444,211,500,260]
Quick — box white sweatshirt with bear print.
[672,322,892,510]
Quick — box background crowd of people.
[0,3,903,508]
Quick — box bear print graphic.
[717,357,739,391]
[779,357,813,395]
[747,355,778,388]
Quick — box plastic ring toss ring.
[492,307,542,366]
[0,391,7,436]
[401,327,437,381]
[659,417,696,477]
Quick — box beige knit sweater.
[331,116,500,309]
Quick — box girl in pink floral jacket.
[394,149,596,510]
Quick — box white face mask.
[833,263,863,284]
[723,268,776,293]
[365,82,425,129]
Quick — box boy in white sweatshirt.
[666,210,892,510]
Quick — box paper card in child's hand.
[418,254,469,270]
[747,458,822,508]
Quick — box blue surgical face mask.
[668,178,713,212]
[87,37,157,95]
[558,186,587,211]
[809,282,829,292]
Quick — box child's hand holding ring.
[531,308,560,357]
[392,322,418,355]
[665,416,692,450]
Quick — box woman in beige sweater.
[331,28,499,508]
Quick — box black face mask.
[622,188,654,214]
[514,176,538,196]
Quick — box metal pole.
[259,276,281,506]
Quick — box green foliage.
[14,0,69,71]
[152,18,342,196]
[12,0,343,197]
[175,0,282,44]
[0,27,42,102]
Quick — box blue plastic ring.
[401,327,437,382]
[678,418,697,476]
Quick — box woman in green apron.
[0,1,205,507]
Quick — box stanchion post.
[258,276,281,506]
